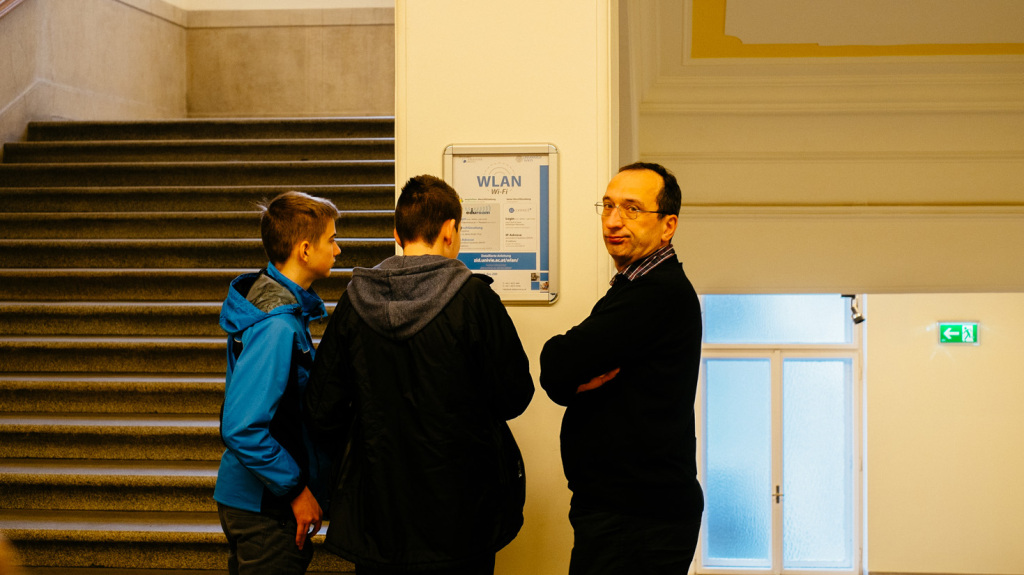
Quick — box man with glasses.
[540,162,704,575]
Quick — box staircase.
[0,118,396,572]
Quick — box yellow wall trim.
[692,0,1024,59]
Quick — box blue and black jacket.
[214,262,329,517]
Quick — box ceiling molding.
[642,151,1024,163]
[640,73,1024,115]
[679,205,1024,219]
[693,0,1024,59]
[632,1,1024,114]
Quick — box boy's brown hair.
[259,191,340,265]
[395,175,462,246]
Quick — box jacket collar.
[264,261,328,322]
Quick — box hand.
[290,486,323,550]
[576,367,620,394]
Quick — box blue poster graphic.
[458,252,537,271]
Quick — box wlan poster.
[443,144,559,304]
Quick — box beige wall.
[397,1,616,573]
[629,0,1024,295]
[867,293,1024,573]
[0,0,187,148]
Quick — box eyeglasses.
[595,202,668,220]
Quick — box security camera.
[842,294,866,324]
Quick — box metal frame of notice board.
[443,144,559,304]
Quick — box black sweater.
[540,255,704,519]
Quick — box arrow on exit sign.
[939,322,979,344]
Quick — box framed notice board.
[443,144,559,304]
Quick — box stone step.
[27,117,393,142]
[1,510,352,571]
[0,238,392,268]
[0,269,355,302]
[19,562,350,574]
[0,185,395,213]
[0,336,225,374]
[0,302,225,337]
[0,160,393,188]
[21,567,348,574]
[0,414,222,460]
[0,510,225,570]
[0,374,222,414]
[0,211,393,239]
[2,138,395,164]
[0,459,218,512]
[24,569,232,575]
[0,302,332,337]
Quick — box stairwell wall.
[0,0,188,153]
[0,0,37,154]
[0,0,395,154]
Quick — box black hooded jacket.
[304,255,534,570]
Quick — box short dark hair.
[618,161,681,218]
[258,191,340,265]
[395,175,462,246]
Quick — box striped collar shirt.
[610,243,676,286]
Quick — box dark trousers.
[356,555,495,575]
[218,502,314,575]
[568,507,701,575]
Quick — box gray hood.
[347,254,473,341]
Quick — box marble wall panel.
[187,26,318,116]
[40,0,187,118]
[0,0,40,146]
[187,8,394,117]
[320,23,394,115]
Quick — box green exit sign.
[939,322,979,344]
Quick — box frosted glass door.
[703,359,772,568]
[702,355,856,573]
[782,359,854,569]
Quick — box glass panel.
[704,294,852,344]
[703,359,772,568]
[782,359,854,569]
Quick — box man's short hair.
[259,191,340,265]
[395,175,462,246]
[618,162,681,218]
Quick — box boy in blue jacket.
[215,191,341,574]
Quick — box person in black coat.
[304,175,534,575]
[541,163,704,575]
